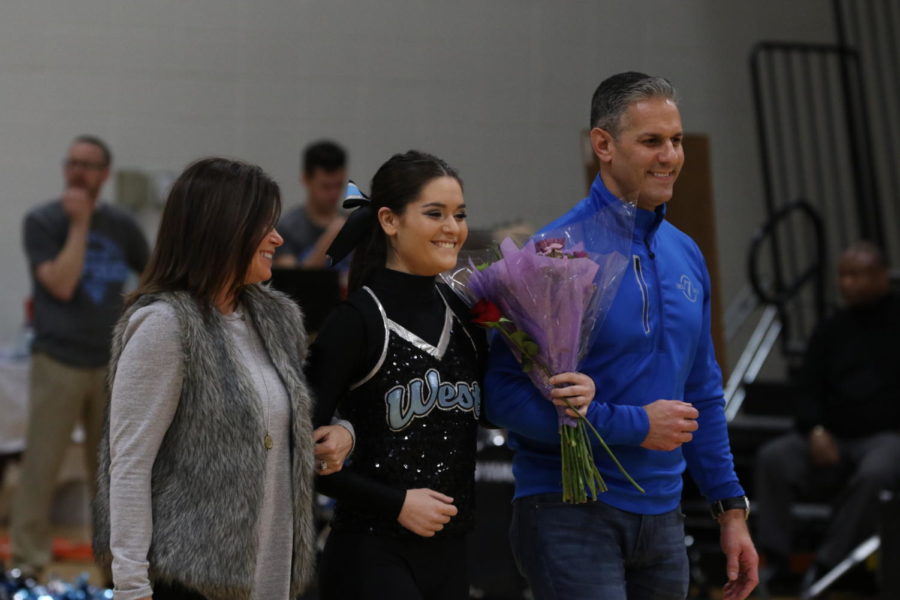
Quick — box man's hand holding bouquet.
[444,203,644,503]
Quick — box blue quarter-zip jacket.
[484,175,744,514]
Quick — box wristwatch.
[710,495,750,520]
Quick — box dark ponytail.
[347,150,461,291]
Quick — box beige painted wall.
[0,1,835,351]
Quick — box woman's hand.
[397,489,458,537]
[549,372,596,418]
[313,425,353,475]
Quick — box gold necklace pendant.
[264,433,273,450]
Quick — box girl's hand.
[397,489,458,537]
[549,372,596,418]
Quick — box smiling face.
[380,176,467,277]
[244,227,284,284]
[592,97,684,210]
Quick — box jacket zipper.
[632,255,651,335]
[645,238,664,350]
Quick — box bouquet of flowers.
[444,205,643,503]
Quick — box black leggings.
[319,529,468,600]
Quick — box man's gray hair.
[590,72,678,136]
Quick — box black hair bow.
[325,180,375,267]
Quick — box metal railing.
[724,200,825,419]
[723,305,780,420]
[748,200,827,356]
[750,41,883,319]
[833,0,900,270]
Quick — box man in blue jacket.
[485,72,758,600]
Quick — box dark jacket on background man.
[795,293,900,437]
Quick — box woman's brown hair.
[128,157,281,309]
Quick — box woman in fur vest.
[93,157,353,600]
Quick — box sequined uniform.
[309,268,486,599]
[334,285,481,537]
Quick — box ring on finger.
[319,460,328,471]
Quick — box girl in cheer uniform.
[309,150,595,599]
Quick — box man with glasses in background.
[11,135,148,580]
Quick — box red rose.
[471,299,503,325]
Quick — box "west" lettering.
[384,369,481,431]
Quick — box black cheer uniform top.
[309,268,487,539]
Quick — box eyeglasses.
[63,159,107,171]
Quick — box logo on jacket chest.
[384,368,481,431]
[677,274,699,303]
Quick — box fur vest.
[93,285,317,600]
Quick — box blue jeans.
[510,493,689,600]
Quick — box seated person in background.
[274,140,347,269]
[755,241,900,590]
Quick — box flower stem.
[491,321,644,499]
[560,397,645,494]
